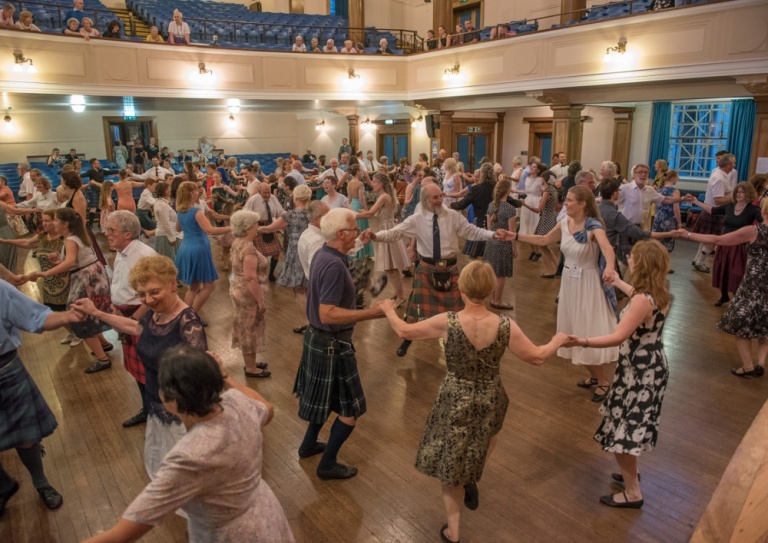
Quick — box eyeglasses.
[104,228,125,235]
[340,227,360,233]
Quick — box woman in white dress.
[356,174,411,306]
[442,158,461,205]
[515,161,545,260]
[501,185,619,401]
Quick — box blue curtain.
[726,99,756,182]
[648,101,671,168]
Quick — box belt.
[309,326,353,343]
[0,349,18,368]
[419,256,457,267]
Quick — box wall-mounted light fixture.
[70,95,86,113]
[199,62,213,76]
[13,50,36,74]
[3,108,15,133]
[443,64,460,81]
[315,119,326,131]
[227,114,236,127]
[348,68,360,80]
[227,98,241,114]
[411,115,425,129]
[346,68,364,91]
[604,38,627,62]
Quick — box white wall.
[0,109,298,164]
[364,0,432,41]
[500,105,551,169]
[297,116,350,162]
[580,105,616,171]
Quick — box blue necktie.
[433,214,441,260]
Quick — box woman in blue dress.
[652,170,682,254]
[174,181,231,316]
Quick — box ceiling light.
[70,95,86,113]
[13,50,36,74]
[227,98,241,114]
[443,64,460,81]
[604,38,627,62]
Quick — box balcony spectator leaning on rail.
[463,20,480,44]
[292,35,307,52]
[0,3,15,28]
[80,17,100,40]
[376,38,393,55]
[63,0,85,29]
[340,40,357,54]
[103,19,122,39]
[168,9,191,46]
[309,37,321,52]
[145,25,164,43]
[16,11,41,32]
[323,38,337,53]
[63,17,83,38]
[425,29,437,51]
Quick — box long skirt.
[68,261,114,338]
[0,354,57,452]
[712,243,748,294]
[154,236,177,261]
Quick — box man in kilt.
[294,208,384,480]
[245,181,284,281]
[691,153,736,273]
[0,278,80,515]
[364,183,498,356]
[103,211,156,428]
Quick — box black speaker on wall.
[425,114,439,138]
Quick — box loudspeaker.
[425,114,439,138]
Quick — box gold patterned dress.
[415,312,511,486]
[33,233,70,310]
[230,237,269,356]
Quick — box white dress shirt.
[726,168,738,193]
[111,239,157,305]
[298,224,324,278]
[286,169,306,186]
[18,173,37,199]
[244,193,284,221]
[617,181,664,225]
[319,167,343,182]
[17,190,58,210]
[550,163,569,181]
[704,168,729,206]
[137,188,157,210]
[375,206,494,259]
[137,166,174,180]
[154,198,177,243]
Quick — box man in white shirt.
[550,152,569,182]
[363,150,378,173]
[130,157,173,181]
[691,153,735,272]
[103,211,156,425]
[715,150,738,193]
[364,183,498,356]
[287,160,306,186]
[245,182,284,280]
[17,162,36,201]
[298,201,330,279]
[618,163,685,226]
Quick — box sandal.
[731,367,757,378]
[591,385,609,402]
[577,377,598,388]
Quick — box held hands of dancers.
[71,298,98,317]
[563,335,587,348]
[359,228,375,244]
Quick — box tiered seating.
[581,0,652,23]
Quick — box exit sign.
[467,126,482,133]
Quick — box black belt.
[0,349,18,368]
[309,326,353,343]
[419,256,457,267]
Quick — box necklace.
[465,312,488,321]
[154,299,181,323]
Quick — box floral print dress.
[230,238,269,356]
[594,294,669,455]
[415,312,510,486]
[652,185,678,251]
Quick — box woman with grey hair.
[258,185,312,333]
[229,210,271,378]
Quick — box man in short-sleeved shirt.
[691,153,736,272]
[618,163,683,226]
[294,208,383,482]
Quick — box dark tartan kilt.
[405,261,463,320]
[254,232,282,257]
[114,304,145,384]
[0,355,57,452]
[293,328,366,424]
[692,211,724,235]
[712,243,748,294]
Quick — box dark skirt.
[0,354,57,452]
[293,328,366,424]
[462,240,486,258]
[405,262,463,320]
[712,243,748,294]
[692,211,724,235]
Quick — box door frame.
[523,117,554,161]
[376,121,411,164]
[102,116,158,161]
[451,119,496,172]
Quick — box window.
[668,102,731,179]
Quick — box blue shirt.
[0,281,51,355]
[63,9,85,28]
[307,245,355,332]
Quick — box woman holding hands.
[564,240,671,509]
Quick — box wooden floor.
[1,236,766,543]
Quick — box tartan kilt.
[0,355,57,452]
[114,304,145,384]
[254,228,282,257]
[405,261,463,320]
[692,211,724,235]
[293,328,366,424]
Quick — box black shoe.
[755,366,765,377]
[396,339,412,357]
[84,359,112,374]
[600,491,643,509]
[0,480,19,517]
[402,269,413,278]
[591,385,609,402]
[200,320,209,327]
[440,523,460,543]
[122,409,147,428]
[293,325,308,334]
[317,463,358,480]
[714,297,730,307]
[528,252,535,260]
[693,263,710,273]
[268,274,277,282]
[298,442,326,459]
[245,369,271,378]
[370,274,388,296]
[36,485,63,510]
[463,482,479,510]
[611,472,641,484]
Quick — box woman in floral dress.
[652,170,681,254]
[381,261,567,543]
[566,240,672,509]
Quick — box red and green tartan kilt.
[405,261,463,320]
[254,232,282,257]
[114,304,145,384]
[692,210,724,235]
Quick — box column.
[433,0,451,37]
[495,112,506,164]
[347,115,360,154]
[348,0,364,44]
[561,0,587,25]
[749,95,768,178]
[611,107,635,179]
[438,111,454,156]
[550,105,585,162]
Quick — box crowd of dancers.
[0,146,766,542]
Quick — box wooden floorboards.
[1,238,766,542]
